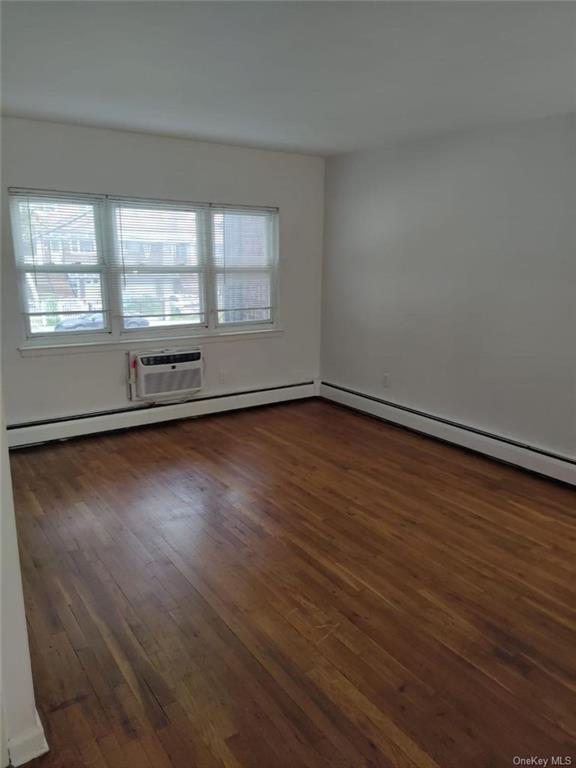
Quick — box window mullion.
[101,200,121,338]
[269,212,279,327]
[205,209,217,331]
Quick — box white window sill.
[18,327,284,357]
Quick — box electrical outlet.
[382,373,391,389]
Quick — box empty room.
[1,2,575,767]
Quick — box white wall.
[322,115,576,461]
[3,115,575,463]
[1,118,324,425]
[1,406,48,765]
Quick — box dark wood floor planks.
[10,399,576,767]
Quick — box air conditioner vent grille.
[143,368,202,396]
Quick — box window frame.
[10,193,112,342]
[211,207,279,330]
[109,198,210,336]
[9,189,279,346]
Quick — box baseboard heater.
[320,382,576,486]
[7,381,316,448]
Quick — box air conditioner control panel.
[140,351,201,366]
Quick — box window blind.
[10,193,108,335]
[113,202,208,330]
[9,188,279,339]
[212,208,276,325]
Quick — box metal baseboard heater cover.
[6,382,316,448]
[320,381,576,486]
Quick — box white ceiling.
[2,1,575,155]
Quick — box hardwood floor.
[10,399,576,768]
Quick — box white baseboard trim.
[7,712,48,767]
[320,383,576,486]
[8,382,315,448]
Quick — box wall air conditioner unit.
[128,349,203,402]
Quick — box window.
[213,209,275,324]
[113,203,206,331]
[10,195,108,336]
[10,190,278,341]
